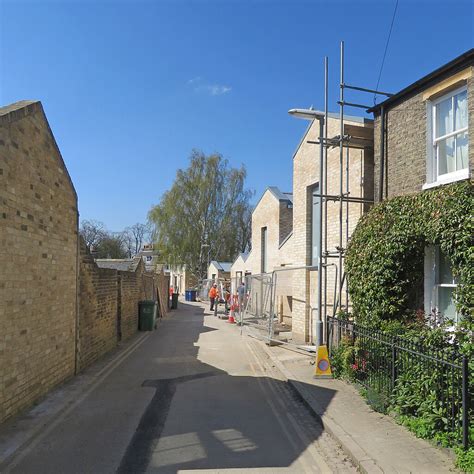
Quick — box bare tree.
[121,228,135,258]
[80,219,107,250]
[126,222,151,256]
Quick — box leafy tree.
[149,150,253,280]
[95,233,128,259]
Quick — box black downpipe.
[379,105,385,202]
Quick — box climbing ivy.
[346,180,473,327]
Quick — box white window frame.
[424,246,459,324]
[311,184,320,268]
[423,85,469,189]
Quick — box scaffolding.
[236,42,393,349]
[316,41,393,340]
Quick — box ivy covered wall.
[346,180,473,327]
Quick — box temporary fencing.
[197,279,213,302]
[240,266,321,350]
[197,278,233,320]
[240,273,273,334]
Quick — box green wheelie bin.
[138,300,157,331]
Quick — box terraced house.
[369,48,473,323]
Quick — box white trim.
[430,84,467,107]
[426,85,468,186]
[422,168,470,190]
[433,126,468,143]
[424,246,459,324]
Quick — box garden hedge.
[346,180,473,327]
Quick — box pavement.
[0,299,355,474]
[246,327,457,474]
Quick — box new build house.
[290,113,374,342]
[231,49,472,342]
[231,114,374,343]
[231,186,294,325]
[208,260,232,282]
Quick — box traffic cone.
[314,345,332,378]
[228,296,236,323]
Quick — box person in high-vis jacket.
[209,283,219,311]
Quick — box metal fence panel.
[239,267,319,350]
[327,316,471,449]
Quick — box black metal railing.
[327,316,472,449]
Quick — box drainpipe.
[378,105,385,202]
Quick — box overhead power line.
[374,0,399,104]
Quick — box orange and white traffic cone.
[228,296,236,323]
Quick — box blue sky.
[1,0,472,231]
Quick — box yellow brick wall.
[0,101,171,423]
[292,116,374,343]
[0,102,78,423]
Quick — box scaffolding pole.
[338,40,344,315]
[318,41,392,342]
[323,55,329,345]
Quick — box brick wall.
[0,101,78,423]
[292,115,374,342]
[373,68,474,201]
[78,241,167,372]
[279,201,293,245]
[0,101,169,423]
[77,241,119,370]
[245,189,293,275]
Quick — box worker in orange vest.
[209,283,219,311]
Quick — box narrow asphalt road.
[0,300,355,473]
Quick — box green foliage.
[95,235,128,259]
[330,318,473,466]
[396,415,474,472]
[345,180,474,326]
[148,150,253,279]
[343,180,474,464]
[329,336,356,380]
[455,446,474,473]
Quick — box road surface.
[0,300,355,473]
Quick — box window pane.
[438,286,457,320]
[435,96,453,137]
[455,90,468,130]
[312,187,320,267]
[437,136,455,175]
[456,131,468,170]
[261,227,267,273]
[438,251,454,284]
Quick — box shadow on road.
[118,301,336,473]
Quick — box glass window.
[311,185,320,267]
[431,87,468,182]
[261,227,268,273]
[424,246,459,323]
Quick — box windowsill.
[422,169,470,190]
